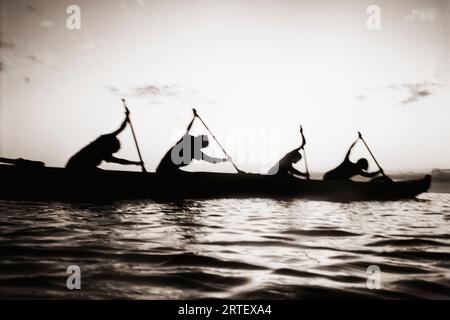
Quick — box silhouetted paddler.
[324,139,382,181]
[268,127,309,178]
[66,110,143,170]
[156,116,229,173]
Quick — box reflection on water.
[1,193,450,299]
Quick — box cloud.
[0,37,61,73]
[0,40,15,49]
[106,84,180,99]
[26,4,38,14]
[27,55,45,64]
[404,7,435,21]
[134,85,161,96]
[401,82,438,104]
[25,51,60,71]
[40,20,55,28]
[356,81,440,105]
[107,86,121,94]
[0,61,4,73]
[132,84,179,97]
[79,39,105,51]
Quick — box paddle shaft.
[359,134,387,177]
[193,110,242,173]
[122,100,147,173]
[301,148,310,178]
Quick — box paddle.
[299,125,310,179]
[192,108,244,174]
[357,131,391,181]
[121,99,147,173]
[0,157,45,167]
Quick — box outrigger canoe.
[0,164,431,201]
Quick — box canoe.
[0,164,431,201]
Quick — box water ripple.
[1,193,450,299]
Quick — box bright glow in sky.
[1,0,449,173]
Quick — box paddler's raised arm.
[299,125,306,149]
[110,109,130,136]
[345,139,358,160]
[300,133,306,149]
[104,155,141,166]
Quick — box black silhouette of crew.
[156,116,229,173]
[66,110,143,170]
[268,127,309,178]
[323,139,382,181]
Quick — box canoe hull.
[0,165,431,201]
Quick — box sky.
[1,0,449,173]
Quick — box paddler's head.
[100,135,121,154]
[357,158,369,171]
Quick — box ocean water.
[1,193,450,299]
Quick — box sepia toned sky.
[1,0,449,173]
